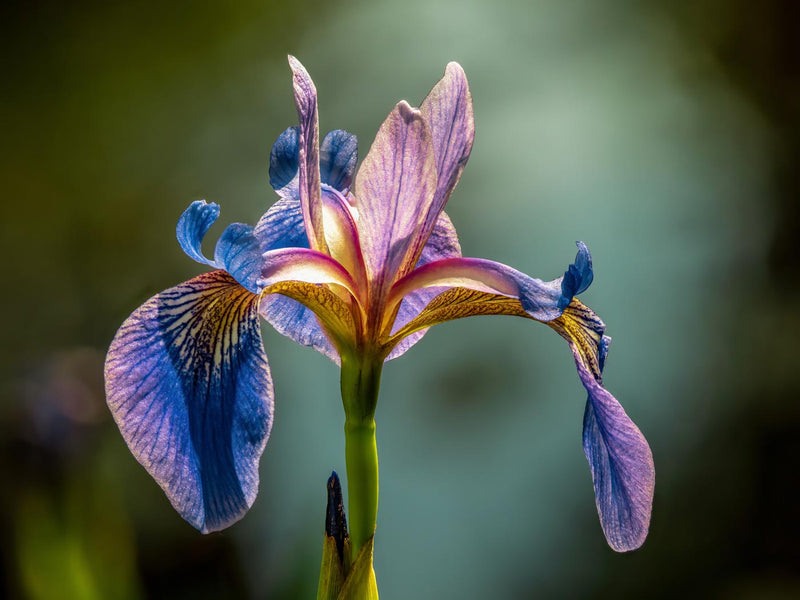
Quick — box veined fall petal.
[105,271,273,533]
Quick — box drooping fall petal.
[548,302,654,552]
[104,271,273,533]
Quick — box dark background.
[1,0,798,598]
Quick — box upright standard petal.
[353,101,437,302]
[289,56,326,254]
[548,301,654,552]
[269,127,300,197]
[269,127,358,197]
[418,62,474,241]
[105,271,273,533]
[320,130,358,192]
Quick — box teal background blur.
[2,0,798,598]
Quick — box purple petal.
[353,101,437,301]
[104,271,273,533]
[258,247,359,295]
[417,62,474,242]
[548,301,654,551]
[578,349,654,551]
[389,243,592,324]
[289,56,326,253]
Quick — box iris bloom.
[105,57,654,575]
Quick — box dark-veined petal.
[547,302,654,552]
[417,62,474,244]
[269,126,300,197]
[289,56,326,254]
[257,247,362,360]
[104,270,273,533]
[269,127,358,197]
[388,242,592,325]
[261,280,358,359]
[353,101,437,301]
[320,130,358,192]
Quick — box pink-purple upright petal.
[353,101,437,304]
[288,56,326,253]
[418,62,474,238]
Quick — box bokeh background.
[2,0,798,598]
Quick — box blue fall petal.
[554,301,654,552]
[177,200,220,267]
[104,270,273,533]
[581,366,654,552]
[320,130,358,192]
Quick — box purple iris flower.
[105,57,654,551]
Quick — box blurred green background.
[2,0,798,598]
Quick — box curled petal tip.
[561,242,593,300]
[396,100,423,120]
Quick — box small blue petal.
[320,130,358,192]
[105,271,273,533]
[177,200,220,266]
[214,223,262,293]
[254,197,338,361]
[255,196,309,252]
[561,241,594,303]
[269,127,300,196]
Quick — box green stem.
[340,352,382,562]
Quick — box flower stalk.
[340,351,383,562]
